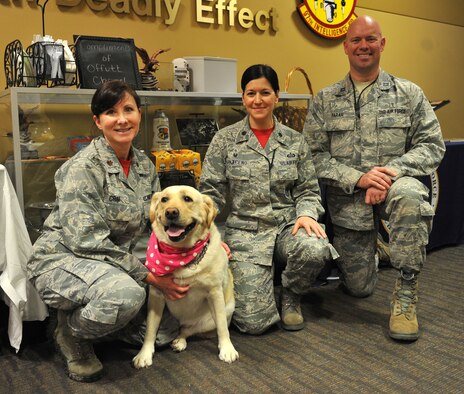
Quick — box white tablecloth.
[0,164,48,352]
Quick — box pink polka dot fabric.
[145,232,210,276]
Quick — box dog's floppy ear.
[202,194,218,228]
[149,191,162,223]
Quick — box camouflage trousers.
[230,225,337,334]
[31,259,179,346]
[333,176,433,297]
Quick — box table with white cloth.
[0,164,48,352]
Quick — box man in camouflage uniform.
[200,114,338,335]
[303,15,445,341]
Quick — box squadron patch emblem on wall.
[297,0,357,39]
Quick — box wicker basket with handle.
[274,66,313,132]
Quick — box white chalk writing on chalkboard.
[74,35,141,89]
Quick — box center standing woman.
[200,64,338,334]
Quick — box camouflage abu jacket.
[28,136,158,284]
[200,116,324,266]
[303,70,445,230]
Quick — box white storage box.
[185,56,237,93]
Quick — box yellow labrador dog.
[132,185,238,368]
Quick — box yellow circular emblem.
[298,0,357,39]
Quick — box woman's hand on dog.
[292,216,327,239]
[144,272,190,300]
[221,242,232,259]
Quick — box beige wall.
[0,0,462,139]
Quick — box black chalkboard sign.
[74,35,141,89]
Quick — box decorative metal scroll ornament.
[35,0,49,36]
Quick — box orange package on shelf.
[151,149,202,187]
[171,149,202,185]
[151,150,177,173]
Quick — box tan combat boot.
[54,310,104,382]
[280,287,305,331]
[389,271,419,341]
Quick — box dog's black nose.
[165,208,179,220]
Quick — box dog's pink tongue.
[167,227,185,237]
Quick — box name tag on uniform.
[226,159,248,166]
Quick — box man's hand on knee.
[357,167,397,191]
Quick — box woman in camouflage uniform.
[200,65,338,335]
[28,81,187,382]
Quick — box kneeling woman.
[200,64,338,334]
[28,80,186,382]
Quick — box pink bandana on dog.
[145,232,210,276]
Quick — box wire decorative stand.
[4,39,77,88]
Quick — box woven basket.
[275,66,313,132]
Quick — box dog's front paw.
[171,337,187,352]
[219,342,239,363]
[132,347,154,369]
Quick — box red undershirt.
[119,159,131,176]
[252,127,274,148]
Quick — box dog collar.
[145,232,210,276]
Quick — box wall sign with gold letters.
[297,0,357,39]
[53,0,278,32]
